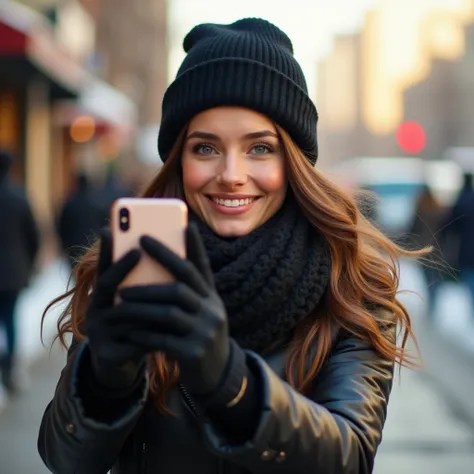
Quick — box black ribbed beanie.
[158,18,319,165]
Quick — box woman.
[38,18,421,474]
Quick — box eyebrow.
[186,130,278,141]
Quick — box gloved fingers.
[104,303,196,337]
[140,235,208,297]
[93,249,141,309]
[119,283,201,313]
[126,331,194,360]
[89,336,140,365]
[96,228,113,277]
[186,223,215,289]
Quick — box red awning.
[0,1,137,140]
[0,1,87,97]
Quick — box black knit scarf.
[192,196,331,354]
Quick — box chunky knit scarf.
[192,196,331,353]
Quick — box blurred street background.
[1,0,474,473]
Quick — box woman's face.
[181,106,287,237]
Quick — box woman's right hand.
[85,229,146,391]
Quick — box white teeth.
[211,197,255,207]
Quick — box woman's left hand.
[119,223,230,396]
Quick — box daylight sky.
[168,0,379,98]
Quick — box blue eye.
[193,143,216,155]
[250,143,273,155]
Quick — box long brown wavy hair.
[43,124,424,413]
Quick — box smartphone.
[111,198,188,290]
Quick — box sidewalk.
[374,368,474,474]
[15,259,70,365]
[397,259,474,419]
[0,344,65,474]
[398,259,474,355]
[0,258,70,410]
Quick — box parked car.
[327,156,463,238]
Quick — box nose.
[216,153,247,188]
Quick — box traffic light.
[396,121,426,154]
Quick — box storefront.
[0,2,86,226]
[0,2,137,228]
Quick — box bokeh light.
[69,115,96,143]
[396,121,426,154]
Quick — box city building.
[315,30,394,168]
[403,17,474,158]
[0,0,140,243]
[87,0,168,170]
[0,1,87,225]
[316,0,474,166]
[315,33,364,167]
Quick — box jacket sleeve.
[38,340,148,474]
[201,326,395,474]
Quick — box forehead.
[188,106,276,136]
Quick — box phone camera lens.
[119,208,130,231]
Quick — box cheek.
[253,163,286,194]
[182,159,211,193]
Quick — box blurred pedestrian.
[357,186,378,224]
[409,184,445,315]
[440,172,474,310]
[0,150,39,394]
[95,166,132,227]
[39,18,426,474]
[56,173,104,270]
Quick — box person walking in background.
[0,150,40,394]
[440,172,474,312]
[409,184,445,316]
[95,166,132,228]
[57,173,105,270]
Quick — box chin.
[210,220,255,238]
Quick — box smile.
[210,197,257,208]
[205,195,262,215]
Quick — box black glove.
[119,223,230,396]
[85,229,147,391]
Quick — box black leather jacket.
[38,321,395,474]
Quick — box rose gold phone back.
[111,198,188,288]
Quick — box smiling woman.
[182,107,286,236]
[39,17,426,474]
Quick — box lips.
[205,195,261,214]
[209,196,257,208]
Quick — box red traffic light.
[396,121,426,154]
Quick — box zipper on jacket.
[179,383,200,418]
[139,441,147,474]
[138,410,148,474]
[180,385,226,473]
